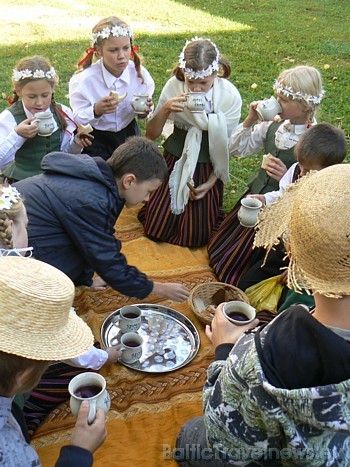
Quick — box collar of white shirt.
[100,58,131,88]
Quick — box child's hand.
[69,401,107,453]
[15,117,38,139]
[94,96,118,116]
[189,173,217,201]
[163,94,187,114]
[265,156,287,181]
[247,194,266,205]
[243,101,260,128]
[74,133,94,148]
[152,281,190,302]
[106,345,123,363]
[89,276,107,291]
[205,303,259,348]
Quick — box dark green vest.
[247,121,296,194]
[163,125,210,163]
[3,101,62,181]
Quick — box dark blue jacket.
[15,152,153,299]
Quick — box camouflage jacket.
[203,313,350,466]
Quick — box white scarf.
[158,76,241,214]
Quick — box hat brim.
[0,310,94,361]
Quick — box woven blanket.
[32,205,217,467]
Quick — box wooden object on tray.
[188,282,250,326]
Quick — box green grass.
[0,0,349,210]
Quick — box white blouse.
[69,59,155,133]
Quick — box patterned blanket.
[32,205,217,466]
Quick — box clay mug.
[223,301,256,326]
[256,96,282,121]
[34,111,55,136]
[186,92,206,112]
[131,94,149,114]
[68,372,110,424]
[120,332,143,364]
[118,305,142,334]
[237,198,262,228]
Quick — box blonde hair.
[277,65,323,121]
[79,16,144,82]
[11,55,67,131]
[173,39,231,81]
[0,185,24,249]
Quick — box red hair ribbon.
[7,97,14,105]
[77,47,96,67]
[131,45,140,60]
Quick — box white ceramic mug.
[256,96,282,121]
[34,111,55,136]
[186,92,206,112]
[237,198,263,228]
[223,301,256,326]
[120,332,143,363]
[68,372,110,424]
[119,305,142,334]
[131,94,149,114]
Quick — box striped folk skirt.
[138,151,226,247]
[207,193,260,286]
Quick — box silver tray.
[101,304,200,373]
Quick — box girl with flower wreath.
[138,37,242,247]
[69,16,154,160]
[208,65,325,286]
[0,55,87,182]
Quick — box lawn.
[0,0,349,210]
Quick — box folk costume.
[138,75,241,247]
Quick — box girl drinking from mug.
[138,37,242,247]
[69,16,154,160]
[208,65,324,285]
[0,55,86,182]
[0,184,121,435]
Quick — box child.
[238,123,347,292]
[15,136,189,302]
[0,256,107,465]
[208,65,324,285]
[176,164,350,466]
[69,16,154,160]
[0,183,121,434]
[138,37,242,247]
[0,55,86,182]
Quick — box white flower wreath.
[178,37,220,80]
[273,79,325,104]
[13,67,56,82]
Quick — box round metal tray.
[101,304,200,373]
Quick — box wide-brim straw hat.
[0,256,94,360]
[254,164,350,298]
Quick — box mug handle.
[87,399,97,424]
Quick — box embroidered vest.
[3,101,62,181]
[247,121,296,194]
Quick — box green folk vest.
[3,101,62,181]
[163,125,210,163]
[247,121,296,195]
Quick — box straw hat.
[254,164,350,298]
[0,256,94,360]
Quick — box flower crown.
[13,67,57,82]
[179,37,220,80]
[0,186,22,211]
[273,79,325,105]
[92,25,133,45]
